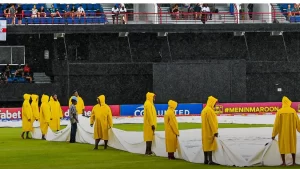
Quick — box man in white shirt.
[119,4,127,24]
[112,5,119,24]
[77,4,86,18]
[201,4,210,24]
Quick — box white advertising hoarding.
[0,20,7,41]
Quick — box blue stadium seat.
[60,4,67,10]
[53,18,59,24]
[66,18,73,24]
[290,16,300,23]
[59,18,65,24]
[24,11,31,17]
[40,17,46,24]
[6,18,12,24]
[87,4,93,10]
[73,18,79,24]
[22,4,29,10]
[82,4,87,10]
[27,18,33,24]
[92,18,99,23]
[33,18,40,24]
[86,18,93,24]
[45,18,51,24]
[94,4,101,10]
[22,18,26,23]
[0,17,6,20]
[79,18,85,24]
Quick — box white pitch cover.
[0,20,7,41]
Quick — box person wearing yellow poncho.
[201,96,219,165]
[21,94,33,139]
[30,94,39,132]
[90,95,113,150]
[49,94,63,131]
[272,96,300,166]
[143,92,157,156]
[40,94,51,140]
[69,90,85,115]
[164,100,179,160]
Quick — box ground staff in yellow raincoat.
[143,92,157,155]
[21,94,33,139]
[164,100,179,160]
[40,94,51,140]
[201,96,219,165]
[49,94,63,131]
[69,90,85,115]
[30,94,39,131]
[272,96,300,166]
[90,95,113,150]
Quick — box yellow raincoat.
[49,96,63,131]
[69,96,85,114]
[164,100,179,153]
[90,95,113,140]
[201,96,218,152]
[40,95,51,135]
[272,96,300,154]
[22,94,33,132]
[143,92,157,141]
[30,94,39,131]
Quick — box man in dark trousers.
[248,4,254,20]
[69,96,79,143]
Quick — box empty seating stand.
[0,3,106,24]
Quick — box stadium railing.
[0,12,299,24]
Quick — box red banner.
[0,105,120,121]
[203,102,300,115]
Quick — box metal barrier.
[0,12,298,25]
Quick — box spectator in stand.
[49,4,61,18]
[31,5,38,18]
[0,72,7,84]
[23,64,32,83]
[4,4,11,18]
[112,5,119,24]
[9,4,16,25]
[194,3,201,20]
[248,4,254,20]
[172,4,180,20]
[119,4,127,24]
[292,4,300,16]
[77,4,86,18]
[16,4,23,24]
[15,64,23,77]
[287,4,292,21]
[38,6,46,17]
[201,4,210,24]
[71,5,77,18]
[3,64,11,77]
[63,5,72,18]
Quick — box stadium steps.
[271,3,290,23]
[33,72,51,84]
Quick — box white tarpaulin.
[4,114,300,128]
[31,115,300,167]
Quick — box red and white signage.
[0,20,7,41]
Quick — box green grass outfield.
[0,123,295,169]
